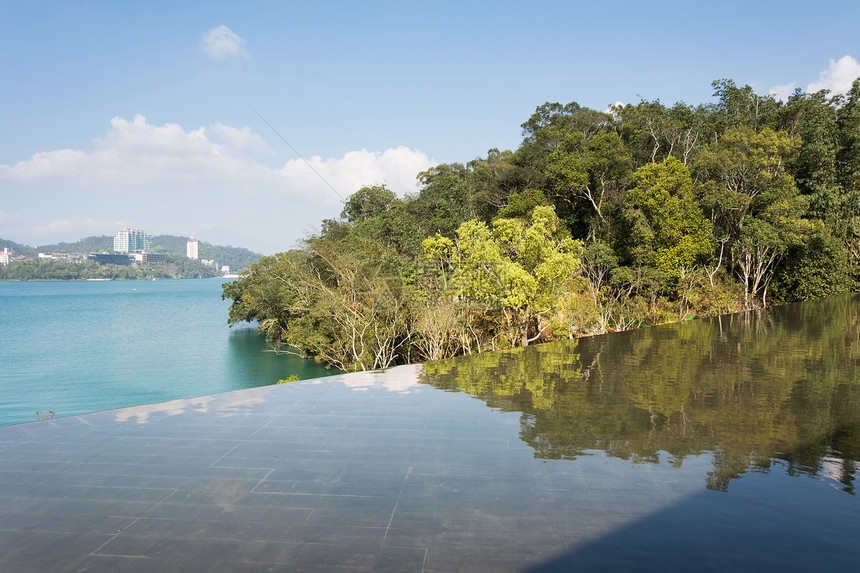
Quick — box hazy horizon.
[2,229,265,254]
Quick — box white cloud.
[208,123,273,155]
[0,115,436,252]
[279,146,435,200]
[807,55,860,95]
[767,82,797,102]
[200,25,248,60]
[1,115,432,198]
[604,101,624,113]
[0,115,263,190]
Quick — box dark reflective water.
[420,294,860,495]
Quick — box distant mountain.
[43,236,113,253]
[0,235,263,272]
[0,238,39,257]
[150,235,262,272]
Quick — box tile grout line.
[32,460,85,487]
[381,465,413,545]
[248,379,338,438]
[209,444,240,468]
[249,468,274,493]
[89,488,180,557]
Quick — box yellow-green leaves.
[625,157,714,281]
[447,205,583,346]
[421,234,454,261]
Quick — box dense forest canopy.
[223,78,860,371]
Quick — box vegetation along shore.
[222,78,860,372]
[0,235,261,281]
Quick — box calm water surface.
[413,294,860,567]
[420,294,860,496]
[0,278,334,425]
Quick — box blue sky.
[2,0,859,254]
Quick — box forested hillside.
[0,238,36,256]
[1,235,261,272]
[223,78,860,371]
[148,236,262,272]
[0,253,222,281]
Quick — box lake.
[0,278,335,426]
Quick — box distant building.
[0,248,11,265]
[130,252,166,263]
[114,227,151,253]
[38,252,85,261]
[88,253,132,266]
[187,237,199,260]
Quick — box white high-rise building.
[114,227,151,253]
[187,237,199,260]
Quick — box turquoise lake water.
[0,278,335,426]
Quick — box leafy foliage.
[624,158,713,281]
[0,254,221,280]
[223,76,859,370]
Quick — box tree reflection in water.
[419,294,860,494]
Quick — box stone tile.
[0,511,135,534]
[94,535,290,564]
[142,501,313,524]
[285,523,388,546]
[23,484,178,503]
[72,555,211,573]
[0,530,114,560]
[255,469,408,497]
[299,494,400,528]
[2,362,859,571]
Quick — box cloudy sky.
[2,1,859,254]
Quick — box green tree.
[518,101,611,173]
[695,126,808,306]
[707,79,780,134]
[779,90,841,221]
[496,189,551,220]
[341,184,398,223]
[453,205,582,347]
[546,130,630,239]
[837,78,860,275]
[222,252,307,341]
[469,149,545,222]
[616,100,703,168]
[624,158,714,283]
[772,226,851,301]
[409,164,476,238]
[576,240,621,334]
[303,235,412,371]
